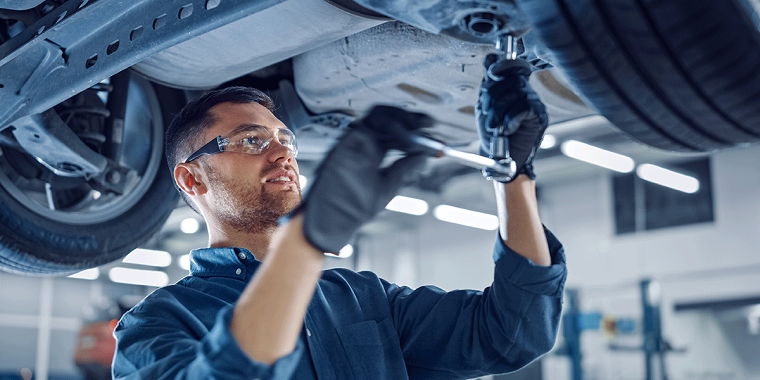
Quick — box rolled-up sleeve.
[488,226,566,366]
[386,227,566,379]
[493,226,566,296]
[112,296,304,380]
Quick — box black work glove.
[290,106,432,254]
[476,53,548,182]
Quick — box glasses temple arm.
[184,136,225,163]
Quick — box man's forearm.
[493,175,551,266]
[230,214,324,365]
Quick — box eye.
[242,136,264,147]
[278,131,295,146]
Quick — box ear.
[174,163,207,196]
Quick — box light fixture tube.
[636,164,700,193]
[68,268,99,280]
[433,205,498,231]
[109,267,169,287]
[180,218,200,234]
[122,248,172,268]
[540,134,557,149]
[561,140,635,173]
[179,254,191,271]
[385,195,429,216]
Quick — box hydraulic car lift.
[557,280,685,380]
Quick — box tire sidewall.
[0,80,184,274]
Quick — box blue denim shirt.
[113,229,566,380]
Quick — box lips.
[263,169,295,184]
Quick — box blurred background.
[1,122,759,380]
[2,0,760,379]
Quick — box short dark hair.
[164,86,275,212]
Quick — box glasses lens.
[226,127,297,156]
[278,129,298,155]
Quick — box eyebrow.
[229,123,267,135]
[229,123,290,135]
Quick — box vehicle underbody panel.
[130,0,385,90]
[1,0,760,274]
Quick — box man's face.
[195,101,301,233]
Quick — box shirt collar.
[189,247,260,280]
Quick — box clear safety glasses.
[184,125,298,163]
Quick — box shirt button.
[306,328,312,337]
[238,252,246,260]
[235,268,242,275]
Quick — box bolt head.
[107,171,121,184]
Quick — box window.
[613,158,713,234]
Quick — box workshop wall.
[1,145,758,380]
[365,176,500,293]
[356,144,760,380]
[0,273,148,379]
[537,145,760,380]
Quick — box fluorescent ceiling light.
[68,268,99,280]
[338,244,354,258]
[540,134,556,149]
[385,195,429,216]
[179,254,191,271]
[180,218,200,234]
[324,244,354,258]
[109,267,169,287]
[560,140,635,173]
[433,205,498,231]
[747,304,760,335]
[122,248,172,267]
[636,164,699,193]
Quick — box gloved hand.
[476,53,548,182]
[290,106,432,254]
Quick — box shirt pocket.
[336,319,408,380]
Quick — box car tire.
[516,0,760,151]
[0,74,184,275]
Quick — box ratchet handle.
[361,107,518,180]
[407,133,516,179]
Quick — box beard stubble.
[205,163,302,234]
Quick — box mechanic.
[112,54,567,379]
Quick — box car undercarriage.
[1,0,759,274]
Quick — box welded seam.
[633,0,760,139]
[551,0,701,150]
[593,0,730,146]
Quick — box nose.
[266,138,295,164]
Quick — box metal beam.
[0,0,285,129]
